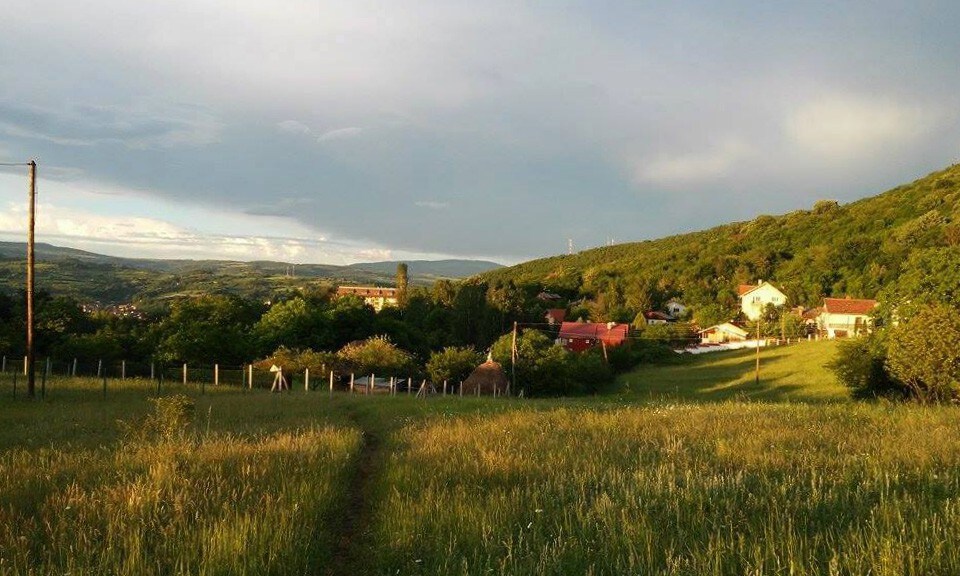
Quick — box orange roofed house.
[817,297,878,338]
[336,286,398,312]
[558,321,629,352]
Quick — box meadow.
[1,341,959,575]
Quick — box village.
[336,280,880,358]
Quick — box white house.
[738,281,788,321]
[817,297,878,338]
[665,300,687,319]
[699,322,749,344]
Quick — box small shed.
[462,357,509,396]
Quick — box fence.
[0,355,506,401]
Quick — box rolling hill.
[0,242,502,304]
[482,163,960,314]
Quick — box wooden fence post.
[350,373,355,394]
[214,364,219,386]
[1,355,5,373]
[305,368,309,392]
[97,359,102,378]
[443,380,447,396]
[329,370,334,397]
[369,374,374,394]
[183,363,188,385]
[248,365,253,389]
[121,360,126,380]
[23,356,27,376]
[459,381,463,397]
[72,358,77,377]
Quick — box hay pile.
[461,358,509,396]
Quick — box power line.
[0,162,31,166]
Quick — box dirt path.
[326,409,383,576]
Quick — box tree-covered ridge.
[482,163,960,317]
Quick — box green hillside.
[0,242,501,304]
[483,163,960,315]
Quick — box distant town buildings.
[336,286,398,311]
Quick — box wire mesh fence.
[0,354,492,401]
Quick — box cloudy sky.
[1,1,959,265]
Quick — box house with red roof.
[817,297,878,338]
[558,321,629,352]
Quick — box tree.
[426,347,482,385]
[396,263,409,309]
[253,297,329,354]
[886,304,960,402]
[337,336,416,376]
[827,332,900,399]
[156,295,261,364]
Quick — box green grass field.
[2,342,960,575]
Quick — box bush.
[827,332,901,399]
[337,335,416,376]
[886,304,960,402]
[257,346,337,374]
[426,347,482,385]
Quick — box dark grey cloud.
[1,1,959,262]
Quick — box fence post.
[329,370,334,397]
[150,362,155,381]
[214,364,219,386]
[369,374,374,394]
[2,355,6,373]
[459,381,463,397]
[350,373,355,394]
[97,359,102,378]
[23,356,27,376]
[305,368,309,392]
[248,365,253,389]
[183,363,188,385]
[122,360,126,380]
[443,380,447,396]
[72,358,77,377]
[407,377,411,395]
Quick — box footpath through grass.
[2,350,960,575]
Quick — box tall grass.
[0,392,359,575]
[374,403,960,575]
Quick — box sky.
[1,1,959,265]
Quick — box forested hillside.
[483,163,960,322]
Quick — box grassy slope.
[616,339,848,403]
[3,353,960,575]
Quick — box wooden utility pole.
[755,314,761,385]
[26,160,36,398]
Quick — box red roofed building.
[817,297,878,338]
[558,321,629,352]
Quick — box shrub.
[886,304,960,403]
[337,335,416,376]
[426,347,482,385]
[827,332,901,399]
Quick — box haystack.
[461,357,509,396]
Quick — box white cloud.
[784,95,933,159]
[277,120,312,135]
[632,139,754,185]
[414,200,450,210]
[317,127,363,142]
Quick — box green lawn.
[617,339,849,402]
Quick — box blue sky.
[1,1,959,264]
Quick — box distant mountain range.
[0,242,503,304]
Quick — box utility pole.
[755,312,761,386]
[26,160,36,398]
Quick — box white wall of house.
[818,312,871,338]
[666,301,686,317]
[740,283,787,320]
